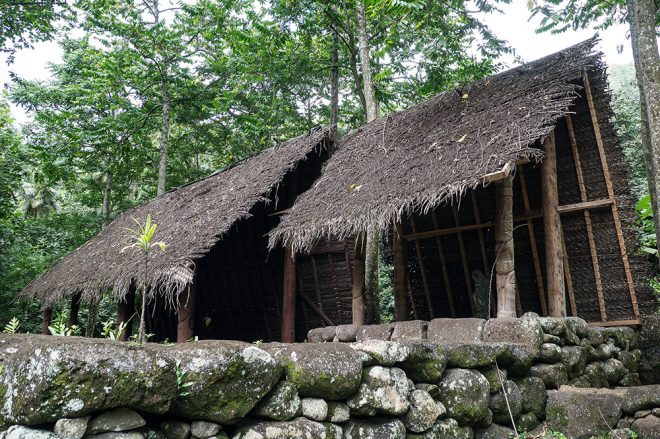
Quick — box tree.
[531,0,660,244]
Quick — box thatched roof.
[270,39,604,252]
[23,127,332,305]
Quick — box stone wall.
[0,315,657,439]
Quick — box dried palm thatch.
[270,39,604,252]
[23,127,332,306]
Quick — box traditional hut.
[23,127,355,342]
[270,39,656,331]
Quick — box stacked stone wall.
[0,315,658,439]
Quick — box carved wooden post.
[281,246,297,342]
[116,287,136,341]
[69,292,81,328]
[41,305,53,335]
[177,282,196,343]
[352,233,366,325]
[495,175,517,318]
[541,131,567,316]
[393,222,410,321]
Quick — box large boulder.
[404,390,443,433]
[232,417,337,439]
[427,318,485,343]
[489,380,522,425]
[445,343,502,369]
[163,340,281,424]
[86,408,145,435]
[529,363,568,389]
[251,381,301,421]
[263,343,362,400]
[482,318,543,352]
[0,335,176,425]
[54,416,90,439]
[398,342,447,382]
[349,341,409,366]
[621,384,660,414]
[347,366,411,416]
[391,320,428,341]
[343,418,405,439]
[438,368,491,426]
[513,377,547,420]
[356,324,395,342]
[631,414,660,439]
[4,426,58,439]
[546,386,624,439]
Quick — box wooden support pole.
[177,282,196,343]
[495,176,517,318]
[582,71,640,319]
[393,222,410,321]
[41,305,53,335]
[519,167,548,316]
[541,131,567,317]
[281,246,297,342]
[116,287,136,341]
[352,234,366,325]
[69,292,81,328]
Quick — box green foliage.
[636,194,657,258]
[48,311,80,336]
[379,259,395,323]
[100,318,131,340]
[175,360,194,397]
[3,317,21,334]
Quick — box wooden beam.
[565,114,605,321]
[116,287,136,341]
[541,131,567,317]
[69,292,81,328]
[393,222,410,321]
[583,71,640,320]
[281,246,297,342]
[589,319,641,327]
[519,167,548,316]
[177,283,196,343]
[299,292,335,326]
[482,158,531,184]
[495,176,517,318]
[41,305,53,335]
[402,211,543,241]
[431,211,456,317]
[410,216,436,318]
[352,234,366,325]
[561,237,578,317]
[557,198,613,214]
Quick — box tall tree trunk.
[628,0,660,239]
[102,171,113,227]
[356,0,380,323]
[157,72,170,196]
[330,29,340,138]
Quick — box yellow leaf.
[458,134,467,143]
[348,183,362,192]
[462,93,469,99]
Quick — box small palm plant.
[122,214,166,344]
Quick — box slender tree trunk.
[69,292,81,328]
[157,72,170,196]
[85,298,99,337]
[102,171,113,227]
[628,0,660,239]
[356,0,379,122]
[330,29,340,139]
[356,0,380,323]
[41,306,53,335]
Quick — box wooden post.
[177,282,196,343]
[352,234,366,325]
[541,131,567,317]
[69,292,81,328]
[116,288,136,341]
[393,222,410,321]
[281,246,297,342]
[41,305,53,335]
[495,176,517,318]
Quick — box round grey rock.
[159,420,190,439]
[190,421,220,439]
[251,381,301,421]
[54,417,89,439]
[404,390,443,433]
[344,418,405,439]
[438,368,491,427]
[86,408,146,435]
[5,426,58,439]
[300,398,328,421]
[326,402,350,423]
[347,366,411,415]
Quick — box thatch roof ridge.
[23,127,332,305]
[270,38,603,252]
